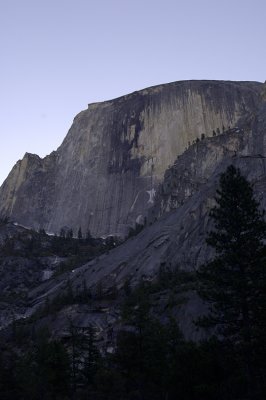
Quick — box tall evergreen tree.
[78,226,83,240]
[197,165,266,398]
[82,325,100,386]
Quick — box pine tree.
[197,165,266,398]
[68,319,83,395]
[82,325,100,385]
[78,226,83,240]
[67,228,73,239]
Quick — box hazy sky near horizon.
[1,0,266,185]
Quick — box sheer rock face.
[31,99,266,340]
[0,80,262,237]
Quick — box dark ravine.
[0,80,263,237]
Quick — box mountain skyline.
[1,0,266,185]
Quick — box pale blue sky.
[1,0,266,185]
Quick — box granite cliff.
[26,94,266,341]
[0,80,262,237]
[1,88,266,341]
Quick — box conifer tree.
[198,165,266,398]
[82,325,100,385]
[78,226,83,240]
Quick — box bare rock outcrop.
[0,80,263,237]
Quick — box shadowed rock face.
[0,80,263,236]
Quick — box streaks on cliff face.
[0,80,263,237]
[106,92,146,175]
